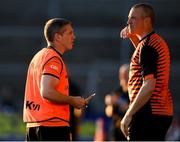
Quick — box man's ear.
[54,33,62,41]
[144,17,151,25]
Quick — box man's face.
[60,24,75,51]
[127,7,146,35]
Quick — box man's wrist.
[67,96,74,105]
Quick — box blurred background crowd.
[0,0,180,140]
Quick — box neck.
[136,28,154,40]
[48,42,64,55]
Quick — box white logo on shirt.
[50,65,58,71]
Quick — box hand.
[71,96,86,109]
[120,112,132,139]
[120,26,139,48]
[120,26,130,39]
[85,93,95,104]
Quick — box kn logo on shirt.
[26,101,40,111]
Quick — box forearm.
[41,88,73,105]
[125,78,156,117]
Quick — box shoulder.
[149,33,168,47]
[42,48,63,62]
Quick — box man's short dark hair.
[44,18,71,42]
[132,3,155,26]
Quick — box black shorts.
[129,113,173,141]
[26,126,71,141]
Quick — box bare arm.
[40,75,86,109]
[121,77,156,138]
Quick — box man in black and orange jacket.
[120,3,173,141]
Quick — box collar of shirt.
[139,31,155,43]
[48,46,63,57]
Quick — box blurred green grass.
[0,113,25,138]
[78,120,95,140]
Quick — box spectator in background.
[105,64,129,141]
[120,3,173,141]
[69,79,83,141]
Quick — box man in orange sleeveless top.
[120,3,173,141]
[23,18,87,141]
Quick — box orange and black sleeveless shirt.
[128,31,173,116]
[23,46,70,127]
